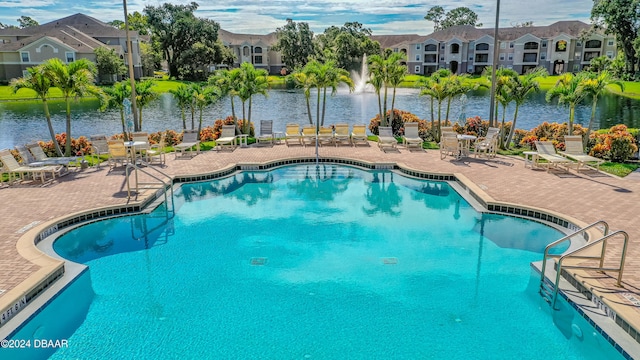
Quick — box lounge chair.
[533,141,574,172]
[216,125,237,151]
[351,125,368,146]
[0,149,62,183]
[174,130,201,158]
[474,127,500,158]
[559,135,605,171]
[90,135,109,168]
[26,142,81,167]
[318,126,335,146]
[333,124,351,146]
[377,126,397,150]
[285,123,302,146]
[146,132,166,165]
[107,139,129,169]
[131,132,150,162]
[402,122,423,149]
[439,132,463,160]
[256,120,274,145]
[301,125,317,147]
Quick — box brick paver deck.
[1,142,639,340]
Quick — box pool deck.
[1,142,640,344]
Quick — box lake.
[1,88,640,149]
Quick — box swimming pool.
[3,165,626,359]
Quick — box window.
[254,47,263,54]
[584,52,600,62]
[450,43,460,54]
[575,52,581,60]
[415,54,420,61]
[499,53,505,61]
[523,53,537,62]
[243,47,250,57]
[540,52,546,60]
[606,51,614,59]
[65,52,75,63]
[475,54,489,62]
[508,53,513,61]
[440,56,444,61]
[500,42,506,49]
[585,40,602,48]
[255,55,263,64]
[425,54,437,63]
[524,42,539,50]
[555,40,567,52]
[469,56,474,61]
[542,40,547,48]
[425,44,437,51]
[608,40,614,46]
[415,65,421,73]
[576,41,582,47]
[573,64,580,71]
[475,43,489,51]
[509,42,514,48]
[20,51,29,62]
[416,44,421,50]
[441,44,445,49]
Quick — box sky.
[0,0,595,35]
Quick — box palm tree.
[504,67,548,148]
[546,72,589,135]
[169,84,193,130]
[104,81,132,138]
[10,65,63,156]
[43,58,106,156]
[135,80,158,131]
[484,67,518,127]
[367,52,407,127]
[306,59,354,126]
[580,71,624,146]
[367,54,387,125]
[386,53,407,120]
[209,69,240,121]
[495,74,515,149]
[235,62,269,134]
[291,71,317,125]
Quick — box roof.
[218,29,277,46]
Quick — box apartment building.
[0,13,143,82]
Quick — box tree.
[425,6,482,31]
[588,55,612,73]
[144,2,227,80]
[301,60,354,127]
[140,41,162,77]
[209,69,241,123]
[94,47,126,84]
[234,63,269,134]
[314,22,381,70]
[367,51,407,127]
[109,12,150,35]
[17,16,38,28]
[134,80,158,131]
[580,71,624,146]
[505,67,548,148]
[272,19,315,72]
[546,73,589,135]
[0,22,18,29]
[591,0,640,77]
[194,86,221,138]
[291,70,317,125]
[104,81,132,138]
[43,58,106,156]
[10,65,62,156]
[170,84,193,130]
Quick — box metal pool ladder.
[125,162,175,217]
[539,220,629,309]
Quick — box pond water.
[1,87,639,149]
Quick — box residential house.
[218,29,283,75]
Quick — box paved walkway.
[1,142,639,337]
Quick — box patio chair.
[351,125,369,146]
[216,125,237,151]
[285,123,302,146]
[14,145,37,165]
[333,124,351,146]
[318,126,335,146]
[256,120,274,145]
[146,132,166,165]
[377,126,397,150]
[559,135,605,172]
[402,122,423,149]
[533,141,574,172]
[90,135,109,168]
[0,149,61,183]
[131,132,150,162]
[439,132,463,160]
[26,142,81,168]
[301,125,317,147]
[474,127,500,158]
[107,139,129,170]
[174,130,201,159]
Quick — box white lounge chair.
[0,149,62,183]
[351,125,368,146]
[256,120,274,145]
[534,141,574,172]
[216,125,237,151]
[377,126,397,150]
[175,130,201,158]
[402,122,423,149]
[474,127,500,158]
[26,142,81,168]
[90,135,109,168]
[318,126,335,146]
[559,135,605,171]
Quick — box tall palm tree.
[104,80,132,138]
[444,74,475,122]
[580,71,624,146]
[291,71,317,125]
[235,62,269,134]
[483,67,518,127]
[367,54,387,125]
[546,72,589,135]
[134,80,158,131]
[195,86,221,138]
[10,65,63,156]
[386,53,407,121]
[209,69,240,121]
[44,58,106,156]
[367,52,407,127]
[169,84,193,130]
[495,74,515,149]
[504,67,548,148]
[307,59,354,126]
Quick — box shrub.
[368,109,420,136]
[595,124,638,162]
[211,116,255,139]
[39,134,90,157]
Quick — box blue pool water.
[4,165,625,359]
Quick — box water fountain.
[351,54,373,93]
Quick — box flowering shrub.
[369,109,422,136]
[512,129,529,148]
[39,133,90,157]
[520,134,539,149]
[199,126,216,142]
[212,116,238,139]
[591,124,638,162]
